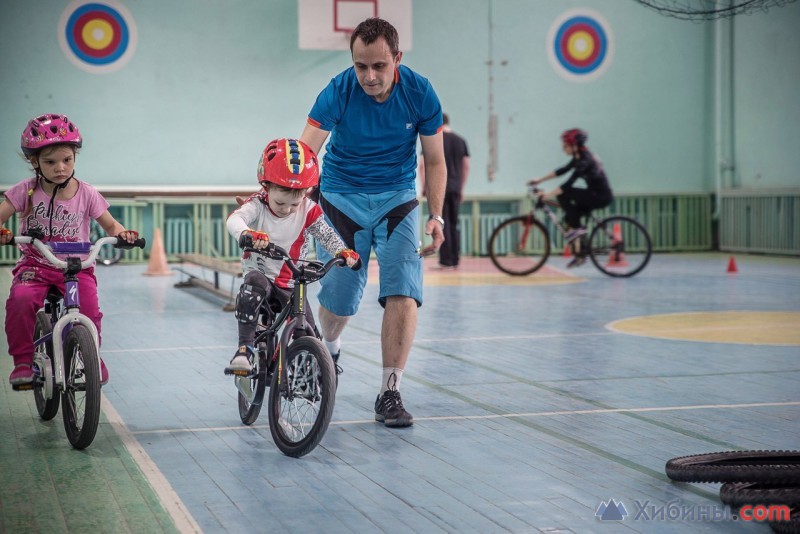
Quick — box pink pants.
[5,259,102,366]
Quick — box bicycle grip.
[116,238,147,249]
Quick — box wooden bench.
[174,253,242,311]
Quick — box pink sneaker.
[100,358,109,386]
[9,363,34,387]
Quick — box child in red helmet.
[0,114,139,388]
[529,128,613,267]
[225,138,359,374]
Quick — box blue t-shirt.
[308,64,442,193]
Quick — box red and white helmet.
[21,114,82,156]
[257,138,319,189]
[561,128,588,147]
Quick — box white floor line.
[101,331,612,354]
[128,400,800,435]
[102,397,203,534]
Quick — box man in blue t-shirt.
[300,17,446,428]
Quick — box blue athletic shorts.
[317,189,422,316]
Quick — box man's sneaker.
[567,255,587,268]
[564,227,587,243]
[9,363,34,389]
[374,389,414,428]
[226,346,253,375]
[100,358,110,386]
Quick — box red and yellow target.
[547,9,614,83]
[58,0,137,73]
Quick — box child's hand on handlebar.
[528,178,540,186]
[116,230,139,244]
[336,248,360,268]
[239,229,270,249]
[0,228,12,245]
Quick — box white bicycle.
[8,233,145,449]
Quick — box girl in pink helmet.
[0,114,140,388]
[225,138,359,374]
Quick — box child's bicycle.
[7,232,145,449]
[224,241,360,458]
[488,186,652,277]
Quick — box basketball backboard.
[298,0,412,50]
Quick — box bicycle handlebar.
[243,242,361,282]
[9,235,146,270]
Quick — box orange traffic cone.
[143,228,173,276]
[562,243,572,257]
[727,256,738,273]
[606,223,628,267]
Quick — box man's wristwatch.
[428,214,445,228]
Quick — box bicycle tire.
[665,450,800,484]
[61,325,102,449]
[237,341,268,425]
[267,336,335,458]
[488,215,551,276]
[588,216,652,278]
[719,482,800,507]
[33,311,60,421]
[770,506,800,534]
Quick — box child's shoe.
[566,255,587,268]
[226,346,254,375]
[100,358,110,386]
[9,363,34,389]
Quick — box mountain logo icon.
[595,499,628,521]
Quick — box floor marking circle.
[607,311,800,346]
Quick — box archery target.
[58,1,137,73]
[547,9,614,82]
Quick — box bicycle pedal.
[224,367,252,377]
[11,383,34,391]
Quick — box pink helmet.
[257,138,319,189]
[21,114,82,156]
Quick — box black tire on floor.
[719,482,800,507]
[665,450,800,484]
[61,325,101,450]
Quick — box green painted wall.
[0,0,797,195]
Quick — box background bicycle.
[89,219,123,266]
[9,233,145,449]
[225,241,359,458]
[488,186,652,277]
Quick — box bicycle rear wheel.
[665,450,800,484]
[267,336,335,458]
[588,216,652,277]
[237,340,269,425]
[61,325,101,449]
[488,216,551,276]
[33,311,60,420]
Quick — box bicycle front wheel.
[267,336,335,458]
[33,311,60,420]
[61,325,102,449]
[488,216,551,276]
[588,216,652,277]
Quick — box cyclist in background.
[528,128,613,267]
